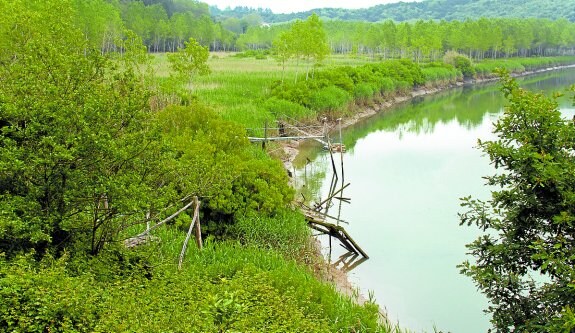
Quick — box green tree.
[273,30,294,82]
[0,0,169,256]
[167,37,211,89]
[459,71,575,331]
[272,13,329,82]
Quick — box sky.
[203,0,421,14]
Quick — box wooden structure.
[304,209,369,258]
[332,251,368,273]
[247,118,338,149]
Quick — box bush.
[270,80,316,106]
[455,57,475,79]
[443,51,475,79]
[0,241,385,333]
[315,67,355,92]
[378,77,396,94]
[307,85,351,112]
[264,97,316,120]
[353,82,378,100]
[422,62,460,83]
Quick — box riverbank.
[282,63,575,313]
[280,63,575,172]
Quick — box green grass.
[0,216,399,332]
[150,53,376,129]
[150,54,575,131]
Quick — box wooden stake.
[314,183,350,211]
[178,197,201,270]
[193,197,202,249]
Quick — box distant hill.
[210,0,575,23]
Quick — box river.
[293,69,575,333]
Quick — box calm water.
[294,69,575,333]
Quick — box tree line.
[241,18,575,61]
[73,0,239,53]
[66,0,575,60]
[215,0,575,23]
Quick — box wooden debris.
[304,209,369,259]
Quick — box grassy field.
[151,53,375,129]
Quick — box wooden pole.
[338,118,345,183]
[178,197,201,270]
[262,121,268,150]
[193,197,203,249]
[314,183,350,211]
[137,199,195,237]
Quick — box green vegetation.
[460,71,575,331]
[0,0,388,331]
[183,53,575,132]
[0,224,388,332]
[212,0,575,23]
[55,0,575,62]
[4,0,575,331]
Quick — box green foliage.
[474,56,575,77]
[354,83,379,100]
[229,209,311,259]
[157,104,294,222]
[272,13,330,80]
[264,97,316,120]
[228,0,575,23]
[0,0,166,256]
[443,52,475,79]
[421,63,461,83]
[0,233,387,332]
[167,37,211,84]
[453,56,476,79]
[459,71,575,331]
[308,86,352,112]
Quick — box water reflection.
[332,251,369,273]
[295,68,575,333]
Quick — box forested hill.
[210,0,575,23]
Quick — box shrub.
[444,51,475,79]
[378,77,396,94]
[454,56,475,79]
[264,97,316,120]
[315,67,355,92]
[307,85,351,112]
[353,82,378,100]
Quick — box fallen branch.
[136,199,195,238]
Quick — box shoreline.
[281,63,575,173]
[280,63,575,313]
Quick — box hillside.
[210,0,575,23]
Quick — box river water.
[294,69,575,333]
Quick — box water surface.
[295,69,575,333]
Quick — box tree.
[0,0,171,256]
[272,13,329,82]
[459,71,575,332]
[167,37,210,87]
[273,30,294,82]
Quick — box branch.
[135,199,195,238]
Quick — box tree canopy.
[214,0,575,23]
[459,71,575,331]
[0,0,293,257]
